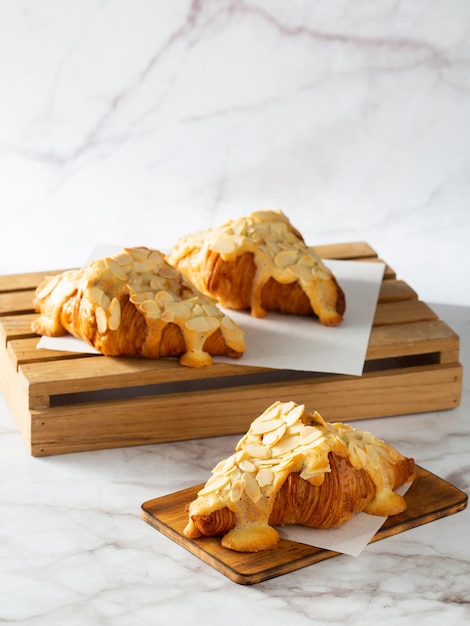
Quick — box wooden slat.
[366,319,459,360]
[373,300,438,326]
[27,362,462,456]
[20,356,267,401]
[0,289,36,315]
[0,269,66,292]
[314,241,377,260]
[378,279,418,303]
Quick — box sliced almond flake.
[360,431,376,445]
[229,479,246,503]
[108,297,121,331]
[271,434,302,457]
[283,403,305,425]
[105,257,129,282]
[312,267,330,280]
[356,445,368,467]
[238,459,256,473]
[86,286,106,306]
[300,426,322,443]
[95,307,107,334]
[148,250,165,265]
[302,433,325,448]
[211,238,236,255]
[312,411,327,427]
[265,238,280,255]
[375,446,393,460]
[202,303,220,317]
[35,274,62,300]
[243,473,261,502]
[286,263,313,281]
[126,247,149,263]
[298,254,315,267]
[262,423,286,447]
[197,474,230,496]
[254,402,281,423]
[286,423,303,436]
[168,302,193,319]
[161,308,177,322]
[212,456,236,476]
[127,281,151,294]
[232,220,247,237]
[114,252,133,266]
[149,278,164,292]
[250,418,282,436]
[145,311,161,320]
[275,249,299,268]
[129,292,152,304]
[255,468,274,487]
[134,258,155,274]
[270,222,284,237]
[140,300,161,315]
[242,443,272,460]
[101,293,111,309]
[185,316,219,333]
[253,458,281,467]
[158,265,179,279]
[155,291,174,306]
[280,400,296,415]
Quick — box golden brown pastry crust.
[31,247,245,367]
[167,210,345,325]
[183,401,415,552]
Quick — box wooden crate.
[0,242,462,457]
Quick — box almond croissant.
[31,247,245,367]
[167,210,345,325]
[183,401,415,552]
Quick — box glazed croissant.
[184,401,415,552]
[167,210,345,325]
[31,247,245,367]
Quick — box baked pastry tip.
[167,210,346,325]
[183,401,415,552]
[31,246,245,367]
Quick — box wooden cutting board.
[141,466,467,585]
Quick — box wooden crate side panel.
[29,363,462,456]
[19,355,268,402]
[0,342,32,450]
[17,316,460,397]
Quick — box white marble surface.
[0,1,469,624]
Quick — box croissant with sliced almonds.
[183,401,415,552]
[31,247,245,367]
[167,210,345,325]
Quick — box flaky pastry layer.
[31,246,245,367]
[184,401,415,552]
[167,210,345,325]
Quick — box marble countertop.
[1,1,469,624]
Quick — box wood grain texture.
[140,466,468,585]
[0,242,463,456]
